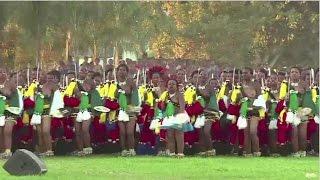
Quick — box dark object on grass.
[3,149,47,176]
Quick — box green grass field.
[0,156,319,180]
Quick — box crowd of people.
[0,57,319,159]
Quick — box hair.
[243,67,253,75]
[235,69,242,74]
[116,63,129,72]
[166,76,178,87]
[278,71,286,76]
[92,72,102,79]
[47,70,61,80]
[290,66,301,74]
[83,78,95,89]
[191,69,205,78]
[259,68,268,77]
[66,71,75,76]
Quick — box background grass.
[0,156,319,180]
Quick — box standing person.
[62,71,80,155]
[288,67,306,157]
[74,79,93,156]
[159,78,189,157]
[31,70,60,156]
[0,67,20,159]
[195,69,216,156]
[137,66,166,155]
[241,67,260,156]
[183,69,206,153]
[267,72,280,156]
[116,64,137,156]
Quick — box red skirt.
[90,116,107,145]
[184,129,199,146]
[51,117,75,141]
[257,118,269,146]
[106,121,119,143]
[51,117,63,141]
[307,118,319,141]
[211,120,223,142]
[23,98,35,109]
[277,120,291,144]
[13,117,34,144]
[63,96,80,108]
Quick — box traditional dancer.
[0,67,22,159]
[116,64,138,156]
[159,78,191,157]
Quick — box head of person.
[209,78,219,90]
[94,58,100,65]
[242,67,253,81]
[86,71,95,80]
[267,71,278,87]
[257,68,268,80]
[92,72,102,86]
[290,66,301,82]
[224,69,233,82]
[167,78,178,94]
[83,79,94,92]
[46,70,61,84]
[116,63,129,79]
[148,66,165,86]
[277,71,286,83]
[0,67,8,83]
[191,69,206,85]
[301,68,310,82]
[79,66,89,80]
[176,68,186,84]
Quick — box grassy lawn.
[0,155,318,180]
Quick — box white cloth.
[292,113,301,126]
[0,115,5,127]
[118,109,130,122]
[269,119,278,130]
[17,88,24,115]
[49,90,65,117]
[30,114,41,125]
[314,115,319,124]
[237,116,247,129]
[76,110,91,122]
[161,116,175,128]
[150,119,160,130]
[194,115,205,128]
[253,95,266,111]
[286,111,294,124]
[226,114,236,121]
[135,123,140,133]
[174,112,190,124]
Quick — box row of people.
[0,64,318,158]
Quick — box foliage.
[0,1,318,68]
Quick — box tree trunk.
[93,40,97,61]
[114,42,121,67]
[65,31,71,62]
